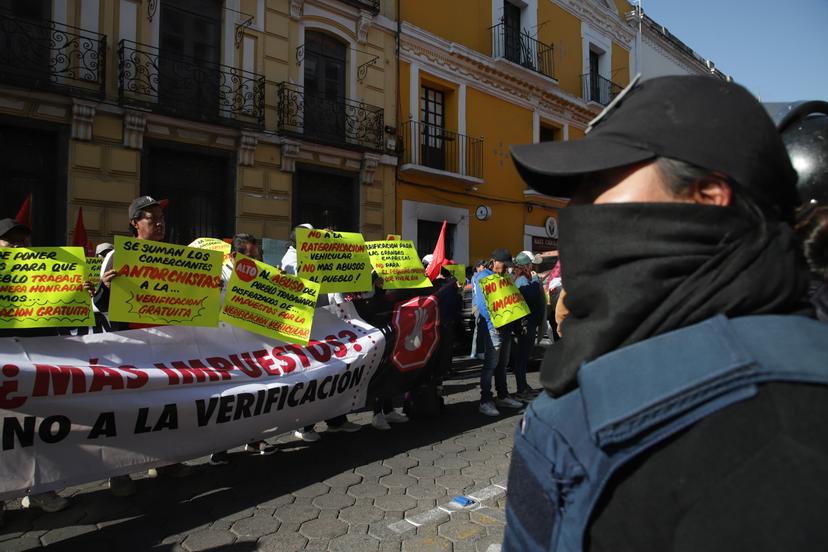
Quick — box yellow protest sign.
[220,255,319,344]
[444,264,466,284]
[0,247,94,329]
[479,273,530,328]
[189,237,232,261]
[109,236,223,326]
[365,240,431,290]
[296,228,372,293]
[85,256,103,287]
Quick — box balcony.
[0,10,105,98]
[276,82,385,152]
[582,73,622,107]
[400,120,483,185]
[490,23,554,80]
[118,40,265,128]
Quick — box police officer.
[505,76,828,551]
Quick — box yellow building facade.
[0,0,399,252]
[396,0,634,263]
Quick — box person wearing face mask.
[504,76,828,551]
[471,248,524,417]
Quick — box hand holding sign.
[479,274,530,328]
[221,255,320,344]
[296,228,372,293]
[365,240,431,290]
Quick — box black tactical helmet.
[765,101,828,206]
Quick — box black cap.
[490,248,512,263]
[473,258,486,268]
[511,76,798,217]
[0,218,30,239]
[128,196,168,220]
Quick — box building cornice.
[641,31,708,76]
[551,0,635,47]
[400,22,597,128]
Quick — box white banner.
[0,304,383,500]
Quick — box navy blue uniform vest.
[503,315,828,552]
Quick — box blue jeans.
[479,318,511,403]
[514,322,537,393]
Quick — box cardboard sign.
[444,264,466,284]
[221,255,320,344]
[189,237,232,261]
[109,236,223,327]
[85,257,103,287]
[365,240,431,290]
[296,228,372,293]
[0,247,94,329]
[479,273,530,328]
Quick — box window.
[420,86,445,170]
[142,145,234,245]
[304,31,347,143]
[293,167,359,232]
[502,1,522,65]
[159,0,221,120]
[540,125,561,142]
[417,220,455,261]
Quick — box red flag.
[15,194,31,227]
[72,207,94,256]
[425,220,447,281]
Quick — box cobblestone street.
[0,357,542,551]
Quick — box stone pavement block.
[470,507,507,526]
[181,528,235,551]
[401,535,452,552]
[438,519,486,542]
[347,482,388,498]
[2,537,43,552]
[408,448,444,463]
[329,533,381,552]
[256,531,308,551]
[355,462,392,479]
[338,504,385,524]
[386,519,417,536]
[299,518,348,539]
[273,503,320,524]
[383,456,418,471]
[323,471,363,488]
[380,540,403,552]
[38,524,98,546]
[405,482,446,500]
[292,482,331,498]
[433,441,466,454]
[492,477,508,489]
[435,474,476,493]
[435,456,470,469]
[312,492,356,510]
[460,449,494,462]
[461,464,500,480]
[255,494,295,510]
[379,473,417,489]
[408,465,445,479]
[373,495,418,512]
[230,513,281,537]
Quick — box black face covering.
[542,203,812,397]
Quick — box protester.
[0,219,69,516]
[467,259,486,360]
[510,251,543,400]
[210,233,278,464]
[95,242,114,258]
[94,196,192,496]
[544,258,563,341]
[281,223,361,441]
[505,75,828,551]
[471,249,523,416]
[280,223,313,275]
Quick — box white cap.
[422,254,434,265]
[297,223,314,230]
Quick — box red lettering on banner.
[253,349,281,376]
[272,346,297,374]
[88,366,125,392]
[32,364,86,397]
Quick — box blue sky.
[640,0,828,102]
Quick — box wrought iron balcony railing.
[0,10,105,98]
[118,40,265,128]
[490,23,554,80]
[582,73,622,106]
[277,82,385,152]
[401,120,483,180]
[338,0,380,13]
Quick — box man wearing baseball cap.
[0,218,31,247]
[503,76,828,551]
